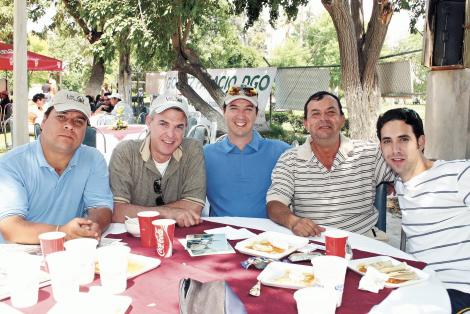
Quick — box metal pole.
[13,0,29,147]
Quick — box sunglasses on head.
[227,85,258,97]
[153,179,165,206]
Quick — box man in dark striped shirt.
[377,108,470,313]
[267,91,393,236]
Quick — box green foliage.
[232,0,309,28]
[0,0,13,42]
[270,38,309,67]
[46,33,92,92]
[265,111,307,144]
[190,9,265,69]
[382,33,428,95]
[260,123,306,145]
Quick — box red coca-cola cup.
[137,211,160,248]
[39,231,66,257]
[152,219,176,258]
[38,231,66,271]
[324,230,349,258]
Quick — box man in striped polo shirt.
[377,108,470,313]
[267,91,393,236]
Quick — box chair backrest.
[374,181,390,232]
[83,127,97,148]
[186,124,210,144]
[34,123,42,139]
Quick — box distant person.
[109,93,134,123]
[109,96,205,227]
[0,90,11,119]
[204,85,289,217]
[0,90,113,244]
[28,93,46,134]
[41,81,51,103]
[377,108,470,313]
[267,91,393,237]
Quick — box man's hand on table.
[59,218,101,240]
[165,208,201,227]
[290,217,325,237]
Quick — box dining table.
[1,217,451,314]
[95,124,147,161]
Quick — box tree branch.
[362,0,393,89]
[177,72,227,133]
[61,0,92,42]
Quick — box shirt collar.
[297,133,353,161]
[36,137,81,170]
[221,130,262,153]
[140,134,183,162]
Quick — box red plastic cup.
[38,231,66,257]
[324,230,348,258]
[152,219,176,258]
[137,211,160,248]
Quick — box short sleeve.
[83,151,114,211]
[180,141,206,205]
[109,142,134,203]
[457,164,470,206]
[374,146,395,184]
[266,150,295,206]
[0,162,29,221]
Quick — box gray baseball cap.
[50,90,91,120]
[150,94,189,121]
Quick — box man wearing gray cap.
[0,90,113,244]
[109,93,134,123]
[109,95,206,227]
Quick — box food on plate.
[273,270,315,287]
[357,260,418,284]
[246,240,286,254]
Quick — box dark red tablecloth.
[3,221,426,313]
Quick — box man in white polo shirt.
[377,108,470,313]
[0,90,113,244]
[267,91,393,237]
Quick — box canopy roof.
[0,42,63,71]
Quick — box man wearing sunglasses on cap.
[204,85,289,217]
[267,91,393,237]
[109,96,206,227]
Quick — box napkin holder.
[179,278,247,314]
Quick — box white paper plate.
[348,255,429,288]
[48,293,132,314]
[257,261,316,290]
[96,253,161,279]
[235,231,309,260]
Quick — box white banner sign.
[162,67,277,129]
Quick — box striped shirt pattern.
[396,160,470,293]
[267,134,393,234]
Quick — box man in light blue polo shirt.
[204,85,289,217]
[0,90,113,244]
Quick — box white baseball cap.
[109,93,121,100]
[51,90,91,120]
[150,94,189,121]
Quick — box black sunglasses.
[153,179,165,206]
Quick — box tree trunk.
[171,23,227,132]
[345,84,380,140]
[84,56,105,97]
[118,37,132,107]
[177,72,227,133]
[323,0,392,140]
